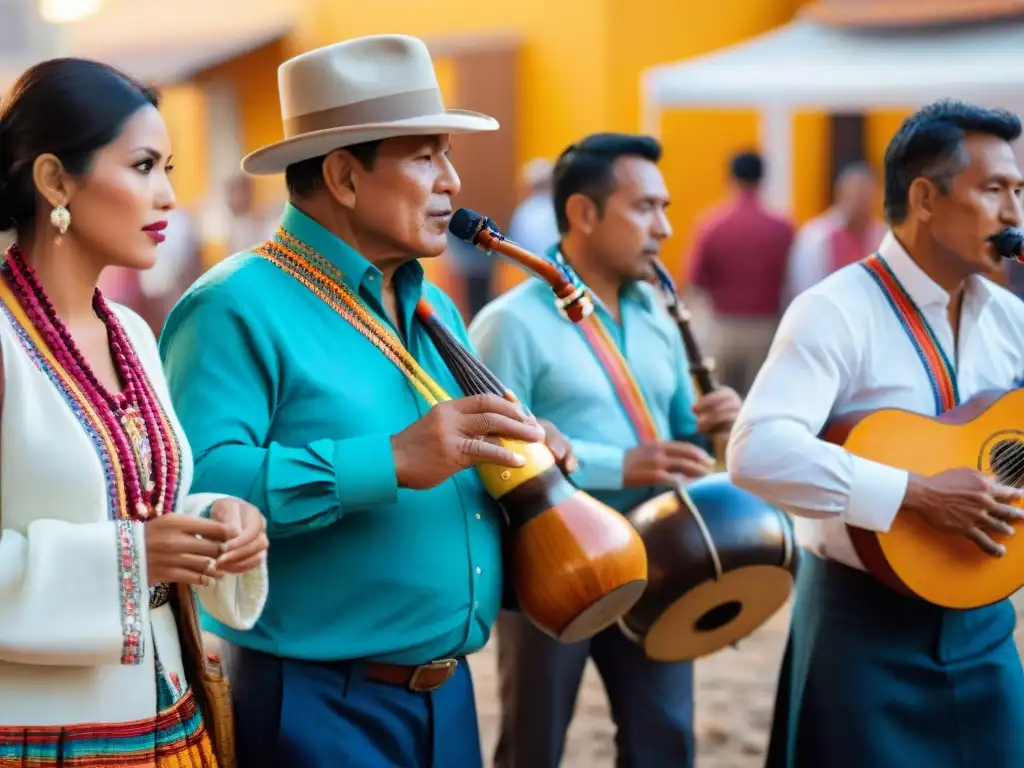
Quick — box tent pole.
[640,87,662,139]
[760,104,793,215]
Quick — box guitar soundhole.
[989,439,1024,486]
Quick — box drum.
[618,473,797,661]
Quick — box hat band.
[283,88,446,138]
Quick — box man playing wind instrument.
[160,35,574,767]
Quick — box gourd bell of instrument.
[424,224,651,641]
[613,258,797,661]
[475,434,650,643]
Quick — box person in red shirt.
[784,159,886,304]
[687,151,795,394]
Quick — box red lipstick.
[142,220,167,244]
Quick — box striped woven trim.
[255,228,452,407]
[0,688,215,766]
[861,253,959,413]
[576,314,661,443]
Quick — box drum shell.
[622,473,796,641]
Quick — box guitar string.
[986,439,1024,471]
[984,443,1024,488]
[987,455,1019,479]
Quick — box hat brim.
[241,109,500,176]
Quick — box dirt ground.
[469,593,1024,768]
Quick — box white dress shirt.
[728,231,1024,571]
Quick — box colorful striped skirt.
[0,685,217,767]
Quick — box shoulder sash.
[860,253,959,414]
[545,249,660,443]
[256,229,454,407]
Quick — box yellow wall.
[160,84,207,208]
[294,0,818,286]
[197,39,293,209]
[867,109,914,175]
[601,0,822,276]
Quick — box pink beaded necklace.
[2,245,178,520]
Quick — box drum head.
[639,565,793,662]
[537,579,647,644]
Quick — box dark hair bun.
[0,57,158,233]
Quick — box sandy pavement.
[469,594,1024,767]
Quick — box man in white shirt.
[728,100,1024,767]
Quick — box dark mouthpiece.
[650,259,678,295]
[449,208,489,244]
[989,227,1024,260]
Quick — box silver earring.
[50,205,70,235]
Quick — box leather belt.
[363,658,459,692]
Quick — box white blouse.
[0,298,268,726]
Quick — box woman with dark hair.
[0,58,269,766]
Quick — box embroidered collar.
[279,203,425,305]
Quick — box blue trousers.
[767,552,1024,768]
[222,644,483,768]
[493,609,694,768]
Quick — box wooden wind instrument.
[424,208,648,643]
[648,259,730,468]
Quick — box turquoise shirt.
[158,204,503,665]
[468,274,701,514]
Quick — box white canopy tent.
[640,18,1024,212]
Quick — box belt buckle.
[408,658,458,692]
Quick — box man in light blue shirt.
[470,133,743,768]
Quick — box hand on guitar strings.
[691,387,742,434]
[622,441,716,488]
[390,394,546,490]
[903,468,1024,557]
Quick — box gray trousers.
[708,314,778,396]
[493,610,695,768]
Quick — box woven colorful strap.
[544,248,660,443]
[574,313,661,444]
[256,228,453,407]
[861,253,960,414]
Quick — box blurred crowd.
[444,149,889,397]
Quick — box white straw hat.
[242,34,499,175]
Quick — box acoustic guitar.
[823,388,1024,609]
